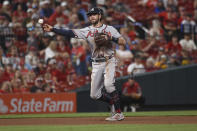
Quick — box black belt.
[91,56,113,62]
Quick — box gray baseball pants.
[90,57,116,100]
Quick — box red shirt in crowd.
[122,81,141,94]
[146,0,157,8]
[145,42,165,58]
[48,12,69,25]
[53,70,67,82]
[0,71,11,85]
[72,45,86,62]
[159,10,178,27]
[57,44,71,55]
[12,86,28,93]
[165,41,182,54]
[76,46,86,62]
[12,10,27,22]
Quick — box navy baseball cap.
[87,7,103,16]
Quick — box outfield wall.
[0,93,76,114]
[133,64,197,105]
[1,64,197,114]
[77,64,197,112]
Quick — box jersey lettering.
[86,30,112,38]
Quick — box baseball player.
[43,7,126,121]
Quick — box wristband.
[112,37,119,43]
[51,27,55,32]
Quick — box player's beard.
[91,20,99,26]
[91,18,100,26]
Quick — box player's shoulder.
[105,25,119,32]
[106,25,116,29]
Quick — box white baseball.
[38,19,44,24]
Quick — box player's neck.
[92,22,103,28]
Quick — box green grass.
[1,110,197,119]
[1,111,197,131]
[0,124,197,131]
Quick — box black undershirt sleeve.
[52,28,75,38]
[111,36,119,44]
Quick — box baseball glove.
[94,33,110,47]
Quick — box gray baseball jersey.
[73,24,121,58]
[73,24,122,99]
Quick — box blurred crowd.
[0,0,197,94]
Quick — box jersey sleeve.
[72,27,89,39]
[109,26,122,38]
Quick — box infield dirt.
[0,116,197,125]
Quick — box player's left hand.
[94,33,110,47]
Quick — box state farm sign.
[0,93,76,114]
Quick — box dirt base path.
[1,116,197,126]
